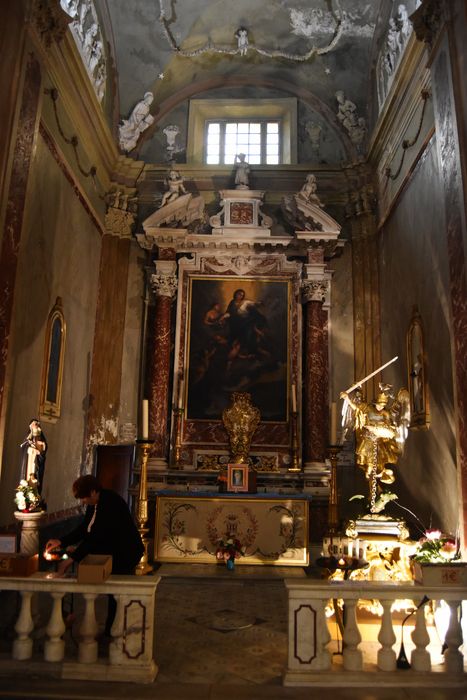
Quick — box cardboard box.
[77,554,112,583]
[0,554,39,577]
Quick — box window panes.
[205,120,280,164]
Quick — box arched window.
[40,297,66,421]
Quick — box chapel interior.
[0,0,466,697]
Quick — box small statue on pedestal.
[20,419,47,499]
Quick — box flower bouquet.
[14,477,42,513]
[216,537,246,569]
[411,529,465,585]
[412,529,460,564]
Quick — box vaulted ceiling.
[105,0,391,163]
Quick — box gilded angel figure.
[340,381,410,512]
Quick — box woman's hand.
[45,538,61,553]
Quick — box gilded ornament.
[222,392,260,464]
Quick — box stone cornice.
[136,228,344,261]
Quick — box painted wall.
[0,133,101,523]
[379,136,457,534]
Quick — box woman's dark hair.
[72,474,102,498]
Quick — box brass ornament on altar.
[222,392,260,464]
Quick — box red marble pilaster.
[303,283,329,463]
[0,54,42,422]
[148,265,177,459]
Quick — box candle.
[291,384,297,413]
[347,540,353,557]
[178,379,184,409]
[141,399,149,439]
[330,402,337,444]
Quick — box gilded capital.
[104,207,136,238]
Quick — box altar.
[154,492,310,566]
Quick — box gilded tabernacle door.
[172,254,301,471]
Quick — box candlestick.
[330,401,337,445]
[141,399,149,439]
[172,407,184,469]
[291,383,297,413]
[327,445,341,533]
[178,379,184,409]
[135,438,154,575]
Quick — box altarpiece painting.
[186,276,289,422]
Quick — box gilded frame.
[39,297,66,422]
[406,306,430,429]
[227,464,249,493]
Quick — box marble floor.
[0,567,465,699]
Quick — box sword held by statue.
[342,356,398,395]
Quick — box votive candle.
[141,399,149,439]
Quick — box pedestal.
[14,511,46,556]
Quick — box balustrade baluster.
[44,592,66,662]
[78,593,98,663]
[377,599,396,670]
[444,600,463,673]
[108,594,124,665]
[342,599,363,670]
[12,591,34,660]
[410,601,431,671]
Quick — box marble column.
[148,262,177,461]
[302,264,330,466]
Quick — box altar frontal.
[154,494,309,566]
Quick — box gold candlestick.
[171,407,184,468]
[288,411,301,473]
[135,439,154,575]
[327,445,341,534]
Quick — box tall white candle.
[291,384,297,413]
[330,401,337,444]
[178,379,184,409]
[141,399,149,439]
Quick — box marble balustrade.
[285,580,467,687]
[0,572,160,683]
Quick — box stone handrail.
[285,579,466,687]
[0,572,160,683]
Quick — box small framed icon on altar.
[227,464,249,493]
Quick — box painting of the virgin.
[186,277,289,422]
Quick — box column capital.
[410,0,446,47]
[104,206,136,239]
[301,279,330,304]
[150,260,178,298]
[27,0,72,50]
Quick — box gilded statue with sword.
[340,357,411,515]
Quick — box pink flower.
[440,540,457,554]
[425,529,442,541]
